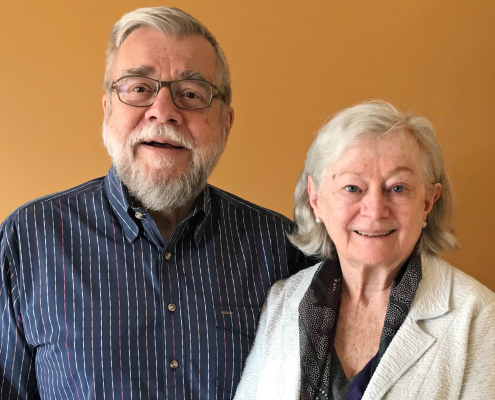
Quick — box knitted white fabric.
[234,255,495,400]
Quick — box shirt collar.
[104,166,212,246]
[104,166,140,242]
[187,184,212,247]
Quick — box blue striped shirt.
[0,167,309,400]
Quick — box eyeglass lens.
[116,77,213,109]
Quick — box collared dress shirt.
[0,167,309,400]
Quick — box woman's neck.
[340,260,403,303]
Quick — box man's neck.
[141,197,197,243]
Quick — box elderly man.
[0,7,308,400]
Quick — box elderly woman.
[234,102,495,400]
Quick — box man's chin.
[115,161,206,211]
[140,167,188,185]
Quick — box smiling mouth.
[142,141,183,149]
[355,230,395,237]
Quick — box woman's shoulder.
[267,262,323,303]
[423,255,495,312]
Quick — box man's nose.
[361,188,390,220]
[143,87,184,125]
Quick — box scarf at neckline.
[298,253,422,400]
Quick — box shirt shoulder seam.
[207,184,293,225]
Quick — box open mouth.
[354,230,395,237]
[142,141,183,149]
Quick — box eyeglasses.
[111,76,225,109]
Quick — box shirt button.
[165,252,172,260]
[134,212,144,219]
[170,360,179,369]
[168,303,177,312]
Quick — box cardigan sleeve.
[233,289,271,400]
[459,301,495,398]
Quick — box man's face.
[102,28,234,210]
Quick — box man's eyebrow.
[120,65,156,78]
[179,69,209,82]
[117,67,213,84]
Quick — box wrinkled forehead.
[328,131,424,179]
[112,28,218,83]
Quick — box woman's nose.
[361,188,390,220]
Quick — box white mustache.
[128,124,195,151]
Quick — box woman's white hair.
[289,101,458,259]
[103,7,232,105]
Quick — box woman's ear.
[308,175,321,218]
[424,183,442,218]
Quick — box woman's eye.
[344,185,359,193]
[392,185,404,193]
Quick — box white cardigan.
[234,255,495,399]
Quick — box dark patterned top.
[299,254,422,400]
[0,166,310,400]
[329,349,355,399]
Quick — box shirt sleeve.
[0,216,39,400]
[460,301,495,399]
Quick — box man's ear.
[308,175,321,218]
[102,93,109,113]
[222,106,234,144]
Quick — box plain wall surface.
[1,1,494,290]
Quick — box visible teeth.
[356,230,393,237]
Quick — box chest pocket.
[214,305,261,399]
[214,305,260,338]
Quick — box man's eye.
[392,185,404,193]
[119,82,154,95]
[345,185,359,193]
[129,84,153,93]
[177,90,204,100]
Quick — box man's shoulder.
[207,184,293,226]
[1,176,105,231]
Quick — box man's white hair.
[289,101,458,259]
[104,6,232,106]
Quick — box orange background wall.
[1,1,494,290]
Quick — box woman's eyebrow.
[334,171,363,180]
[385,166,415,178]
[334,166,415,180]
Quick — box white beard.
[102,119,225,211]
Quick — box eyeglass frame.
[110,76,226,109]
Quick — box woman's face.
[309,133,441,270]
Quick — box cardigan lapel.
[279,264,322,399]
[362,255,452,399]
[362,318,435,399]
